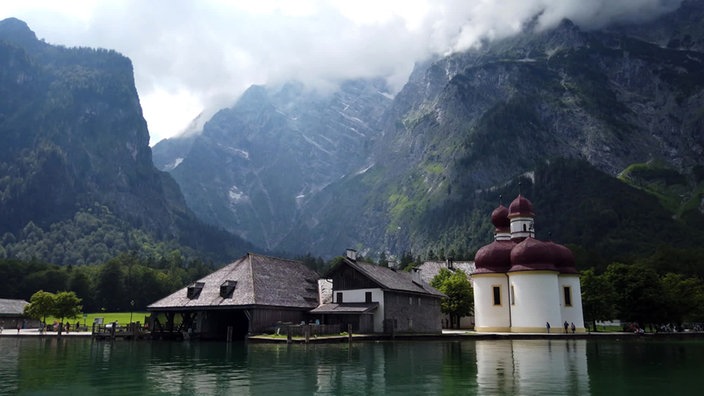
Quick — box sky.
[0,0,683,145]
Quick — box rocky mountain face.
[0,18,253,264]
[159,2,704,263]
[153,80,392,250]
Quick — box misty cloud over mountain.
[2,0,684,141]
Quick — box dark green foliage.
[604,263,666,325]
[580,268,616,331]
[95,260,126,312]
[296,252,330,275]
[532,159,703,270]
[584,261,704,328]
[660,273,704,324]
[0,252,213,311]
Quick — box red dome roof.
[509,237,557,272]
[546,241,578,274]
[491,205,510,229]
[474,240,515,274]
[508,194,534,218]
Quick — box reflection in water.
[476,339,589,395]
[6,337,704,394]
[139,341,475,395]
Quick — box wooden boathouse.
[147,253,321,341]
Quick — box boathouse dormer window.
[220,280,237,298]
[187,282,205,299]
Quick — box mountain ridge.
[156,2,704,262]
[0,18,255,265]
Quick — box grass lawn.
[43,312,150,328]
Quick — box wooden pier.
[92,322,146,340]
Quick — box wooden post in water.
[347,324,352,344]
[287,326,292,344]
[226,326,233,343]
[304,325,310,343]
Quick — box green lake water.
[1,337,703,395]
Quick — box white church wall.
[473,274,510,332]
[509,272,562,332]
[560,275,586,332]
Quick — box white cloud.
[0,0,683,145]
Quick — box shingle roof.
[0,299,28,316]
[148,253,320,311]
[417,261,475,284]
[338,259,445,297]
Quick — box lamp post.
[129,300,135,324]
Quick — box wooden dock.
[92,322,146,340]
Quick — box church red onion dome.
[508,194,534,218]
[546,241,578,274]
[509,237,557,272]
[491,204,510,230]
[474,240,515,274]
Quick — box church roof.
[474,240,515,274]
[491,204,510,229]
[474,194,580,274]
[508,194,534,218]
[509,237,558,272]
[546,241,579,274]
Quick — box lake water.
[1,336,703,395]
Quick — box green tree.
[604,262,665,328]
[431,268,473,329]
[399,251,415,270]
[69,270,95,311]
[378,251,388,267]
[24,290,56,325]
[95,259,125,311]
[53,291,82,334]
[661,273,704,326]
[580,268,616,331]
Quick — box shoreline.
[248,330,704,343]
[3,328,702,342]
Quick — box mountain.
[0,18,254,265]
[153,80,392,250]
[159,2,704,266]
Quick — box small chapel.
[472,194,585,333]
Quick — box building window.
[409,296,413,305]
[511,285,516,305]
[187,282,205,299]
[219,280,237,299]
[337,292,343,303]
[418,297,421,306]
[365,292,372,303]
[492,286,501,306]
[564,286,572,306]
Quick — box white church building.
[472,194,585,333]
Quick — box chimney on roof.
[411,267,422,285]
[346,248,357,262]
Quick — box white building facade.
[472,195,585,333]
